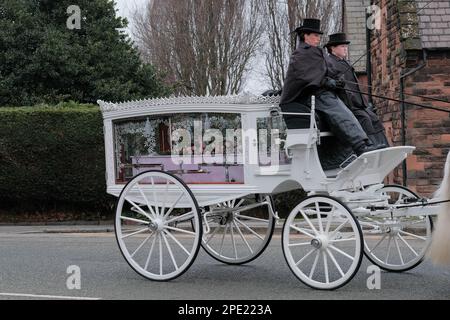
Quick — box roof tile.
[416,0,450,49]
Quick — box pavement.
[0,220,285,234]
[0,223,115,235]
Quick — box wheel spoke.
[299,209,319,236]
[397,233,419,257]
[295,248,316,266]
[163,192,185,219]
[394,236,405,265]
[136,184,157,218]
[385,236,392,264]
[125,198,154,222]
[323,251,329,284]
[204,224,221,244]
[398,230,427,241]
[162,232,178,270]
[144,235,157,270]
[163,230,190,256]
[121,227,149,239]
[325,206,335,234]
[165,211,194,225]
[367,233,388,254]
[159,234,163,275]
[164,225,196,236]
[288,241,311,247]
[315,202,324,233]
[150,177,160,216]
[161,180,169,217]
[121,216,150,225]
[329,218,350,240]
[326,249,345,277]
[235,199,245,208]
[230,223,238,259]
[235,214,269,223]
[329,237,356,243]
[219,224,229,256]
[309,250,320,278]
[235,218,264,241]
[329,244,354,261]
[233,220,253,254]
[131,233,154,258]
[290,224,315,239]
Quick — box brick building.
[344,0,450,196]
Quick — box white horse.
[428,150,450,265]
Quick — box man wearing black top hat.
[325,32,389,149]
[280,18,377,156]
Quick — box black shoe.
[354,144,378,157]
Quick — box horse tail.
[428,150,450,265]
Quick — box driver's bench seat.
[278,101,355,172]
[280,102,332,134]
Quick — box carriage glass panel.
[257,115,292,167]
[113,113,244,184]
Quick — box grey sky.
[114,0,147,35]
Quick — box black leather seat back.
[280,102,330,132]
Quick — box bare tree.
[134,0,264,96]
[263,0,343,90]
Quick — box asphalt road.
[0,225,449,300]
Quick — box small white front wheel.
[115,170,202,281]
[361,185,433,272]
[282,195,363,290]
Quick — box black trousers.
[352,107,389,147]
[281,91,369,149]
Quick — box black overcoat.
[326,53,389,146]
[280,42,327,105]
[325,53,367,110]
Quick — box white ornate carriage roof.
[97,93,281,115]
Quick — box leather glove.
[335,79,346,88]
[322,77,346,90]
[367,102,378,113]
[321,77,338,90]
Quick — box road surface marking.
[0,292,101,300]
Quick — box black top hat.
[292,18,323,35]
[326,33,351,47]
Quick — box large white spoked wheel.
[115,170,202,281]
[361,185,433,272]
[201,195,275,265]
[282,195,363,290]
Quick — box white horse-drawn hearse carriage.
[98,93,443,290]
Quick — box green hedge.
[0,102,113,213]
